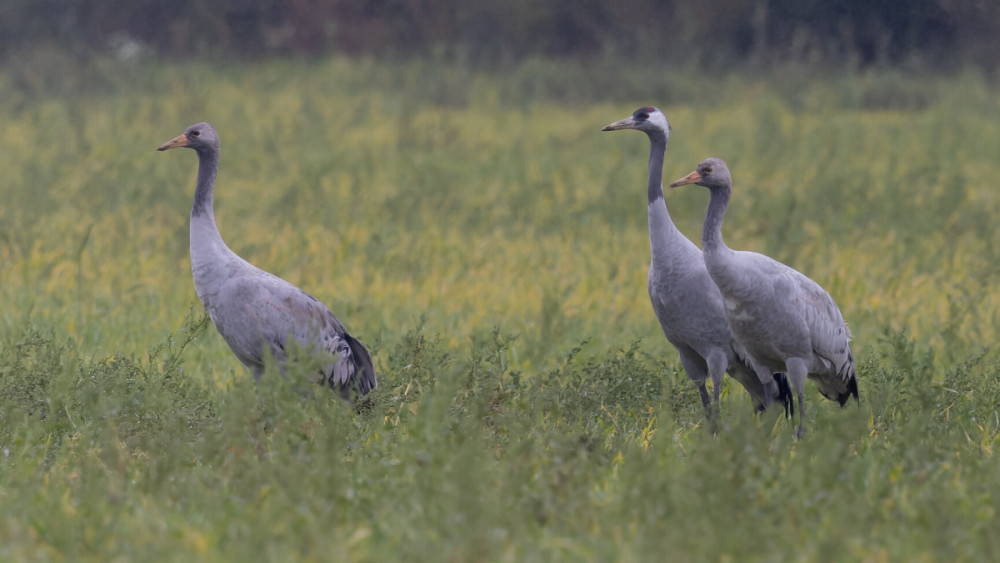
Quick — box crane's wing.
[273,285,376,396]
[212,274,376,396]
[792,272,857,404]
[713,250,857,405]
[739,253,854,379]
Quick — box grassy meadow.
[1,55,999,560]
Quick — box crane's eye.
[703,167,712,174]
[191,130,201,137]
[638,113,649,120]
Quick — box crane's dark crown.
[634,106,657,119]
[626,106,670,134]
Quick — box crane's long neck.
[192,148,219,220]
[702,184,731,255]
[189,148,236,296]
[645,130,668,206]
[645,131,686,270]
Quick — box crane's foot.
[702,405,721,435]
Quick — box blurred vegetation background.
[2,0,997,69]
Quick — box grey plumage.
[670,157,858,437]
[158,122,376,398]
[602,108,790,422]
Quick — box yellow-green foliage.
[3,60,997,372]
[1,57,999,560]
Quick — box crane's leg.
[725,355,773,413]
[747,357,778,411]
[696,381,713,422]
[706,350,729,428]
[785,358,809,438]
[706,351,727,406]
[678,352,715,431]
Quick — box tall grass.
[1,56,998,560]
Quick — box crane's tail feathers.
[345,333,377,396]
[834,348,859,407]
[844,373,859,406]
[829,381,857,406]
[326,334,377,400]
[822,369,858,407]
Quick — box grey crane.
[670,157,858,437]
[158,123,376,399]
[602,107,790,422]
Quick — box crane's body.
[603,108,790,420]
[158,123,376,398]
[707,246,855,404]
[671,157,857,436]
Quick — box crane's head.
[601,106,671,136]
[669,157,731,191]
[157,122,220,154]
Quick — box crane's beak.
[601,116,637,131]
[669,170,701,188]
[157,134,189,151]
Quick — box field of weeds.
[1,57,998,560]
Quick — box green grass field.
[2,56,999,560]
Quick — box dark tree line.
[1,0,997,69]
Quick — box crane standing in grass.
[158,123,376,399]
[602,108,791,422]
[670,157,858,437]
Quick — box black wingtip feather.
[838,372,860,407]
[345,333,377,396]
[773,373,794,419]
[832,348,859,407]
